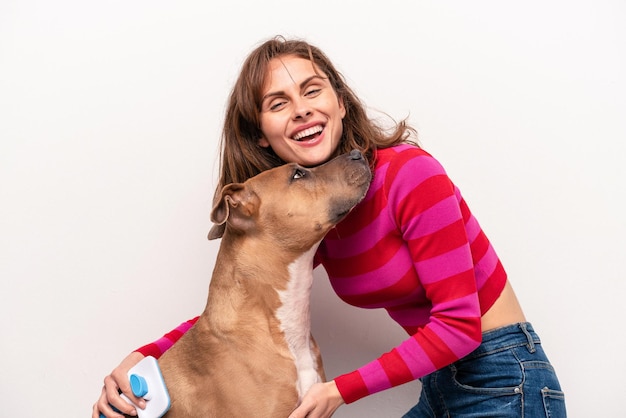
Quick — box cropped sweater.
[136,144,507,404]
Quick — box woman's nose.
[292,98,312,119]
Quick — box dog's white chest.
[275,244,323,399]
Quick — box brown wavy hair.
[215,35,417,197]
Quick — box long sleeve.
[135,316,199,358]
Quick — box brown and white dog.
[157,150,371,417]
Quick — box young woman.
[94,36,565,418]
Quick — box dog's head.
[208,150,371,251]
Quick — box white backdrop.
[1,1,624,417]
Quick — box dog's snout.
[349,149,363,161]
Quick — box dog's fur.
[157,150,371,417]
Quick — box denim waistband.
[464,322,541,359]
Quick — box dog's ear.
[208,183,259,240]
[210,183,244,226]
[207,223,226,240]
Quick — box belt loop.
[519,322,536,353]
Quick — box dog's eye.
[292,168,306,180]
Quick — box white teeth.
[293,125,323,141]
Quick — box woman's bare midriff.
[481,280,527,332]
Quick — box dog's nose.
[349,149,363,160]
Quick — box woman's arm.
[93,317,199,418]
[135,317,199,358]
[325,147,502,404]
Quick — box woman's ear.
[258,136,270,148]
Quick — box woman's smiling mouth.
[292,125,324,141]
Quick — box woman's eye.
[305,88,321,97]
[269,100,286,111]
[293,169,306,180]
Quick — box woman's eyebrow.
[262,75,327,102]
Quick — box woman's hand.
[92,351,146,418]
[289,381,344,418]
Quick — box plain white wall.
[1,1,624,416]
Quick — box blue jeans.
[403,323,566,417]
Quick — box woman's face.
[258,55,346,167]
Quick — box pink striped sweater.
[136,144,507,404]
